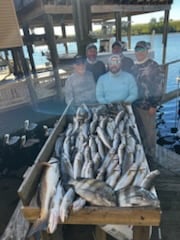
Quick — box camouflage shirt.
[132,58,164,110]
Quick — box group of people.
[64,40,164,162]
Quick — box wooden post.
[11,48,23,79]
[127,15,132,49]
[115,12,121,41]
[72,0,92,56]
[61,23,68,54]
[40,225,64,240]
[162,9,170,65]
[95,226,107,240]
[43,14,63,100]
[133,226,150,240]
[18,47,38,110]
[22,23,37,76]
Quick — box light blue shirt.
[96,70,138,104]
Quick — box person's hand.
[148,107,156,115]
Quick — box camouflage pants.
[133,106,156,161]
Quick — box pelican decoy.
[43,125,54,137]
[24,120,38,138]
[20,135,41,165]
[20,135,40,148]
[24,120,38,132]
[3,134,20,146]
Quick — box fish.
[60,154,74,184]
[73,151,84,179]
[114,161,140,191]
[92,152,102,174]
[65,123,73,136]
[141,170,160,190]
[54,133,65,158]
[84,160,94,178]
[63,135,71,160]
[116,185,160,208]
[132,160,148,187]
[95,136,105,160]
[71,116,80,135]
[114,110,125,128]
[59,187,75,222]
[96,126,112,149]
[112,132,121,152]
[69,178,117,207]
[27,157,60,237]
[72,197,86,212]
[89,112,98,135]
[126,134,136,154]
[106,156,119,178]
[76,105,86,120]
[80,121,90,140]
[99,116,108,129]
[89,135,98,159]
[47,181,65,234]
[81,103,92,122]
[106,170,121,188]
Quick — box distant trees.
[130,18,180,35]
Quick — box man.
[64,56,96,107]
[96,54,138,104]
[112,41,134,74]
[85,43,106,82]
[132,40,164,162]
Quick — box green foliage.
[129,19,180,36]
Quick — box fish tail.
[27,218,48,238]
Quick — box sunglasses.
[135,47,146,52]
[109,58,121,66]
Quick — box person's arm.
[96,77,107,104]
[149,63,164,108]
[64,76,74,105]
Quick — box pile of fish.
[28,103,160,237]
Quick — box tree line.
[126,19,180,36]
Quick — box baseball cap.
[135,41,149,51]
[108,54,121,66]
[112,41,122,49]
[86,43,97,51]
[74,55,86,65]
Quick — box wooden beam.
[162,9,170,65]
[21,206,161,226]
[44,5,72,14]
[133,226,150,240]
[115,12,121,41]
[161,89,180,103]
[43,14,63,99]
[91,4,171,14]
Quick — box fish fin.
[27,218,48,238]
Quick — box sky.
[131,0,180,24]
